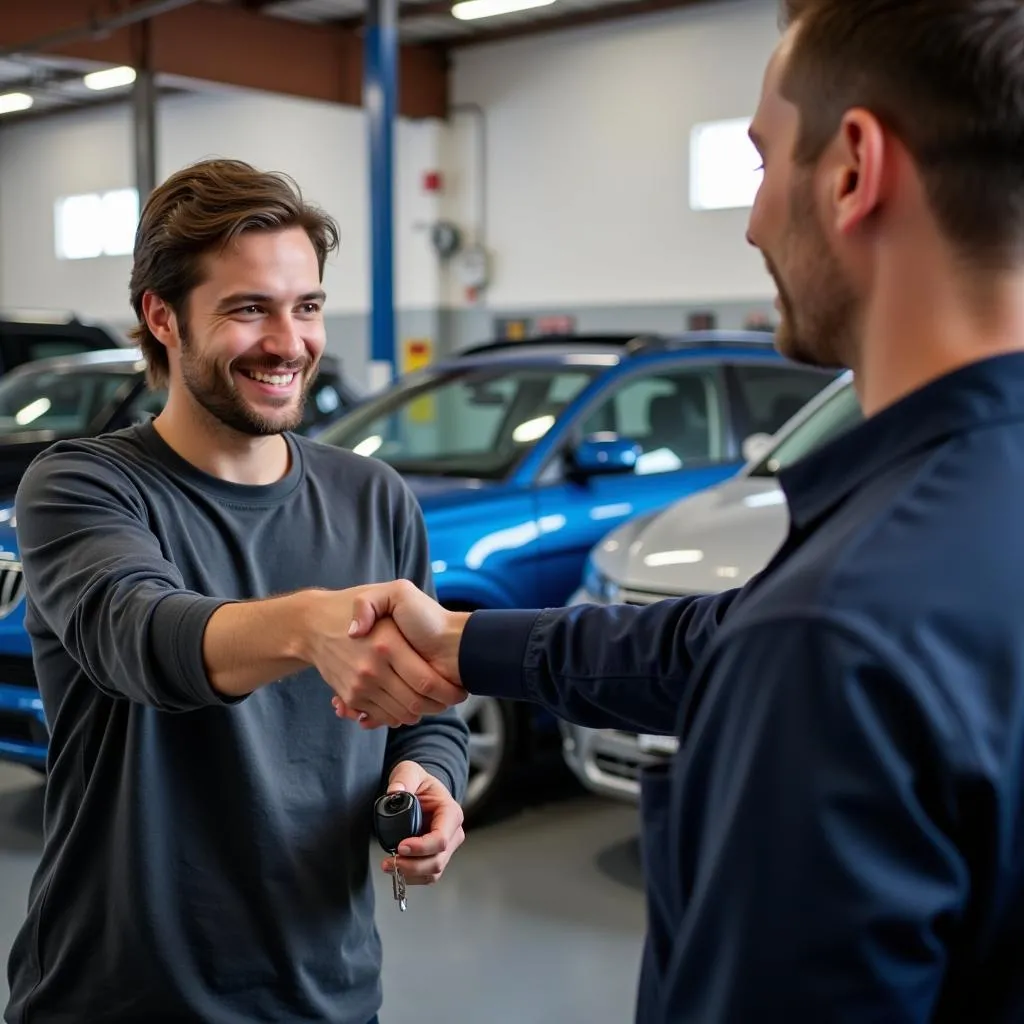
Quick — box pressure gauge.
[456,244,490,290]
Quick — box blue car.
[0,331,834,818]
[313,331,835,815]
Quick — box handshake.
[310,579,473,730]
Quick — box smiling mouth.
[241,368,299,387]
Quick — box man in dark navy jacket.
[331,0,1024,1020]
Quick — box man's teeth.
[246,370,296,385]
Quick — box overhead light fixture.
[452,0,555,20]
[83,66,138,91]
[0,92,33,115]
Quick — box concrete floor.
[0,761,647,1024]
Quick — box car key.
[373,791,424,912]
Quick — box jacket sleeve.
[15,446,234,712]
[659,615,969,1022]
[382,479,470,801]
[456,589,742,734]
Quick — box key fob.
[373,791,424,853]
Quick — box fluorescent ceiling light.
[83,66,137,91]
[452,0,555,20]
[0,93,33,115]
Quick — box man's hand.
[302,586,465,728]
[333,580,472,728]
[382,760,465,886]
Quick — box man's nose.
[262,315,306,362]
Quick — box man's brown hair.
[780,0,1024,269]
[128,158,340,387]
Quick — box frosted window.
[55,188,139,260]
[689,118,763,211]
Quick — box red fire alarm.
[422,171,443,193]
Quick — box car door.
[531,359,744,607]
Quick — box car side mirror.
[570,435,642,477]
[741,432,774,464]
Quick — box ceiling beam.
[0,0,448,119]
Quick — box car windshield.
[317,363,601,478]
[749,380,862,476]
[0,366,132,436]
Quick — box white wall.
[447,0,780,309]
[0,89,445,323]
[0,0,782,325]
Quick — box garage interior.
[0,1,806,1022]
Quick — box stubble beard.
[769,175,860,371]
[178,321,316,437]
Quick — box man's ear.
[831,108,887,237]
[141,293,180,353]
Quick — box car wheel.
[455,693,517,821]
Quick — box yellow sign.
[402,338,435,423]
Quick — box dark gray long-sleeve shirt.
[4,420,469,1024]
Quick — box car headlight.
[582,560,621,605]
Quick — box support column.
[364,0,399,392]
[133,20,157,200]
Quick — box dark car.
[0,347,361,496]
[0,309,130,373]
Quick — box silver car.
[561,371,861,801]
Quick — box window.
[732,365,834,438]
[0,369,129,436]
[579,368,724,474]
[319,365,600,479]
[689,118,763,211]
[54,188,139,260]
[125,386,168,424]
[749,381,862,477]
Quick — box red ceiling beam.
[0,0,448,119]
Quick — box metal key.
[373,792,423,912]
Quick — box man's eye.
[299,303,322,315]
[237,305,263,315]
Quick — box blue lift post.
[365,0,399,392]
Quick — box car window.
[318,365,600,478]
[578,367,725,474]
[732,364,833,436]
[124,386,168,422]
[748,381,862,476]
[0,369,130,435]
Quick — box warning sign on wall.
[402,338,435,423]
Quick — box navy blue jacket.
[460,353,1024,1023]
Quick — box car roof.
[448,330,779,367]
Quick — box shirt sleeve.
[15,445,235,712]
[383,478,470,801]
[457,589,743,734]
[660,614,970,1023]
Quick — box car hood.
[598,476,790,596]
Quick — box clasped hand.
[308,579,468,729]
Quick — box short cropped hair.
[781,0,1024,269]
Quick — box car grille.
[0,654,36,689]
[593,730,678,782]
[0,561,25,619]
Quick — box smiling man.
[4,159,469,1024]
